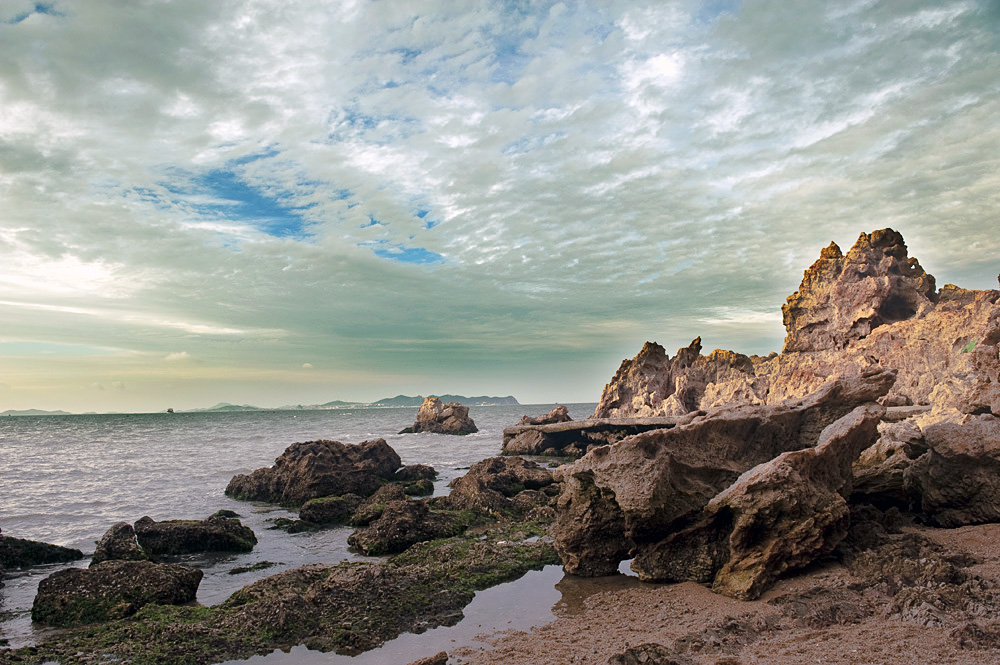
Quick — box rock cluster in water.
[399,397,479,434]
[553,228,1000,599]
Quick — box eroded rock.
[400,397,478,435]
[299,494,364,526]
[347,499,469,555]
[441,456,555,515]
[518,405,572,425]
[225,438,402,506]
[32,560,202,627]
[0,533,83,569]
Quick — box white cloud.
[164,352,192,363]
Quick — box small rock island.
[399,397,479,435]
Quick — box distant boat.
[166,408,174,414]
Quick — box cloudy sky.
[1,0,997,412]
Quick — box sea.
[0,402,640,663]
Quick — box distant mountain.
[1,409,73,416]
[369,394,520,407]
[184,403,264,413]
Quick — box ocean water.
[0,403,596,654]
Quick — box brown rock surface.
[400,397,478,435]
[553,371,894,577]
[441,456,555,515]
[133,514,257,555]
[347,499,468,555]
[225,438,403,506]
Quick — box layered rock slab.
[553,371,894,577]
[225,438,405,506]
[400,397,478,435]
[502,417,682,457]
[134,514,257,555]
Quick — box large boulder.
[441,456,555,515]
[400,397,478,435]
[633,404,884,599]
[91,522,149,566]
[553,371,894,577]
[225,438,403,506]
[31,560,202,627]
[133,515,257,555]
[0,532,83,569]
[299,494,364,526]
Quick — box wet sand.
[447,523,1000,665]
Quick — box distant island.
[2,395,520,416]
[182,395,520,413]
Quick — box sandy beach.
[449,522,1000,665]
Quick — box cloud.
[301,363,314,369]
[164,352,192,363]
[1,0,997,410]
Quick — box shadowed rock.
[299,494,364,526]
[0,531,84,570]
[399,397,478,435]
[32,560,202,627]
[225,438,403,506]
[440,456,555,515]
[503,417,682,457]
[347,499,468,555]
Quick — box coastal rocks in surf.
[347,498,470,555]
[552,370,894,577]
[91,522,149,565]
[133,514,257,555]
[225,438,411,506]
[399,397,478,435]
[439,456,557,515]
[518,405,572,425]
[0,531,84,570]
[32,560,202,627]
[299,493,364,526]
[634,404,884,600]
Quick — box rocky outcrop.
[133,515,257,555]
[553,371,894,577]
[32,560,202,627]
[0,532,84,569]
[400,397,478,435]
[851,419,927,509]
[347,499,469,555]
[518,405,572,425]
[591,229,999,421]
[633,404,884,599]
[91,522,149,566]
[502,417,681,457]
[440,456,556,515]
[782,229,936,353]
[225,438,405,506]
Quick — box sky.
[0,0,998,412]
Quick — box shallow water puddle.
[223,564,565,664]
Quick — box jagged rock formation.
[91,522,149,566]
[781,229,937,353]
[553,371,894,578]
[400,397,478,435]
[133,514,257,555]
[502,416,682,457]
[225,438,410,506]
[593,229,999,421]
[518,405,572,425]
[32,560,202,627]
